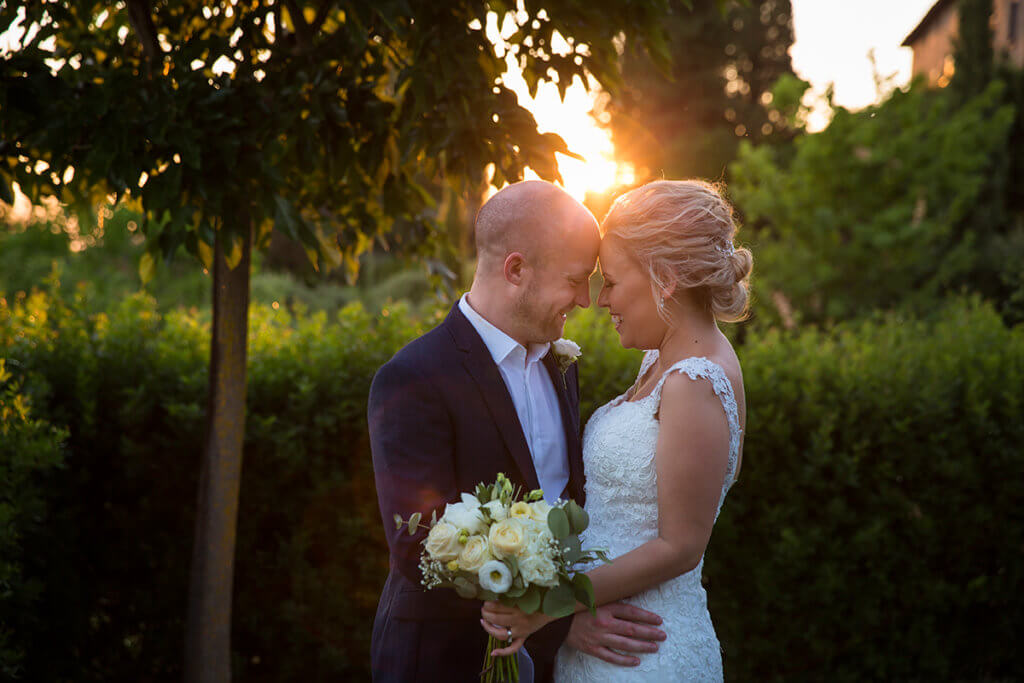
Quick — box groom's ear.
[503,252,527,286]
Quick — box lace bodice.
[555,351,742,682]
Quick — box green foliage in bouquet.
[395,473,607,618]
[395,473,608,681]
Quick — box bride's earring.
[658,296,665,311]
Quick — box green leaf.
[547,507,570,539]
[560,535,582,564]
[408,512,421,535]
[224,234,245,270]
[505,582,527,598]
[541,583,576,618]
[565,500,589,534]
[516,585,541,614]
[572,573,595,614]
[138,251,156,285]
[393,513,403,531]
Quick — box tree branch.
[126,0,162,75]
[309,0,333,35]
[283,0,312,48]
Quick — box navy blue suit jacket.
[369,303,586,682]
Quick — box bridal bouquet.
[394,472,609,682]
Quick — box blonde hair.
[601,179,753,323]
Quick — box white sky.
[790,0,938,130]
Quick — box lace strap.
[650,356,742,480]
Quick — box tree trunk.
[184,223,252,683]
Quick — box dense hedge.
[0,359,67,679]
[1,287,1022,681]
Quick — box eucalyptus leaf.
[560,536,582,564]
[517,586,541,614]
[547,507,570,540]
[393,513,403,531]
[565,501,589,534]
[572,573,595,614]
[408,512,421,535]
[541,584,576,618]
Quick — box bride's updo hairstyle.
[601,179,753,323]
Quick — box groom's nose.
[573,283,591,309]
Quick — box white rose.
[526,525,554,556]
[441,501,487,535]
[457,535,493,572]
[552,338,581,359]
[424,522,462,561]
[478,560,513,594]
[519,554,560,588]
[488,518,527,559]
[482,500,508,522]
[528,500,552,523]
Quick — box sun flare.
[487,17,634,203]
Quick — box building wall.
[911,3,959,86]
[993,0,1024,67]
[909,0,1023,86]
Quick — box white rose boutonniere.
[551,338,581,374]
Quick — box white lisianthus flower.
[488,518,527,559]
[442,501,487,535]
[519,554,560,588]
[482,500,508,522]
[457,535,493,572]
[478,560,513,594]
[528,500,552,523]
[424,522,462,561]
[509,501,532,520]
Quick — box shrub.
[2,287,1021,681]
[708,299,1024,681]
[0,359,67,679]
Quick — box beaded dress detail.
[555,350,741,682]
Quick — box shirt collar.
[458,293,550,368]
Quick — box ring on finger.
[506,626,513,643]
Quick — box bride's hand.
[480,601,556,656]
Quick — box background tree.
[607,0,795,183]
[0,1,681,679]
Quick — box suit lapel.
[447,305,541,491]
[543,352,584,500]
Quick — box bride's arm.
[482,374,731,653]
[584,373,732,605]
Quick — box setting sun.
[485,15,635,202]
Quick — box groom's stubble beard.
[512,276,561,345]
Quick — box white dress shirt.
[458,294,570,504]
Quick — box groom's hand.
[566,602,666,666]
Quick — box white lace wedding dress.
[555,351,741,682]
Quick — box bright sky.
[790,0,938,131]
[509,0,940,197]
